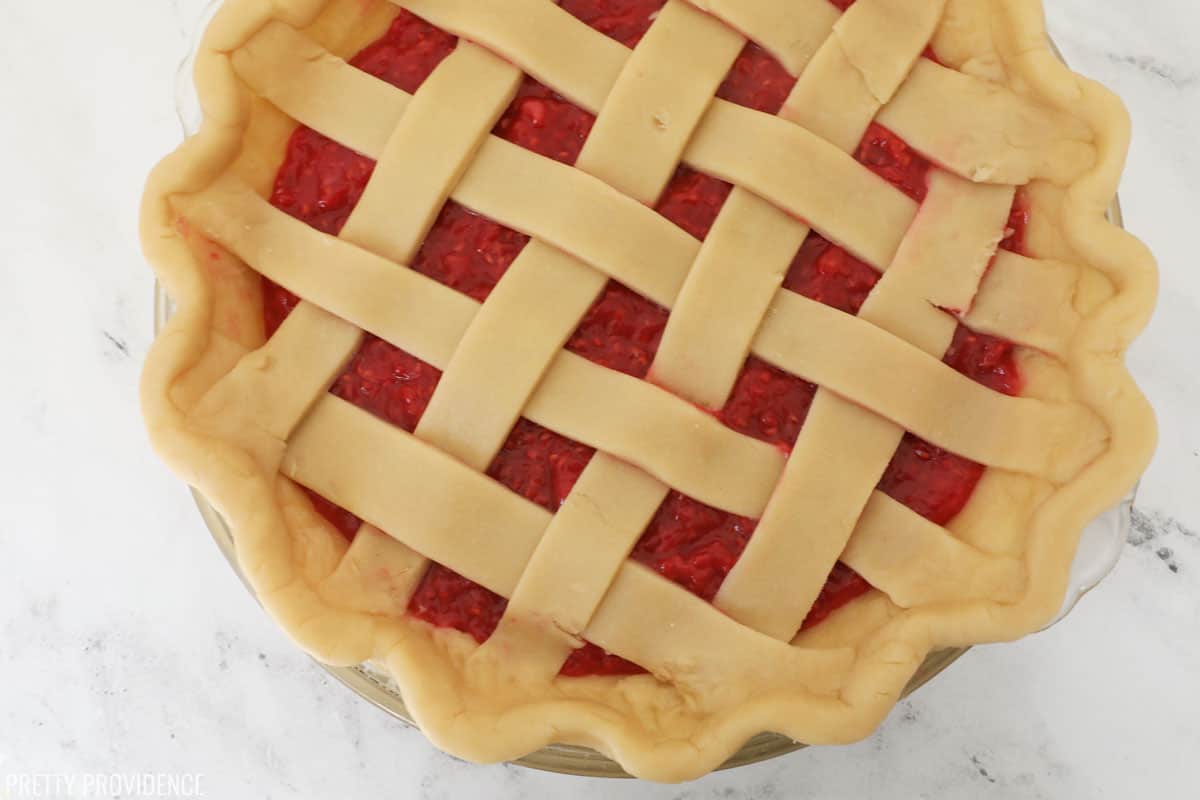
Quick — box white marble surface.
[1,0,1197,797]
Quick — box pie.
[141,0,1158,781]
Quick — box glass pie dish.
[155,1,1138,778]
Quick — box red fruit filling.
[260,2,1028,677]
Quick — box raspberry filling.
[264,2,1027,677]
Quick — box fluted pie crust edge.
[140,0,1157,781]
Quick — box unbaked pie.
[141,0,1157,780]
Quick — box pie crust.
[141,0,1157,781]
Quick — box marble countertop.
[1,0,1197,797]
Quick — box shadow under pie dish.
[140,0,1158,782]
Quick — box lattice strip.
[470,453,668,682]
[318,523,428,616]
[576,1,743,202]
[197,39,531,618]
[176,178,785,515]
[654,0,941,408]
[234,22,921,271]
[963,251,1083,358]
[834,0,947,102]
[752,292,1104,478]
[255,3,1099,203]
[283,393,853,695]
[842,492,1025,607]
[338,41,522,264]
[452,136,699,307]
[526,351,786,515]
[782,0,943,151]
[184,28,523,483]
[187,301,362,472]
[650,191,807,408]
[467,0,934,675]
[464,2,744,678]
[236,17,1099,345]
[174,175,477,368]
[342,43,594,472]
[332,38,535,625]
[582,562,853,699]
[396,3,1095,187]
[945,468,1052,558]
[397,0,628,113]
[678,0,839,76]
[232,21,409,159]
[287,395,548,594]
[418,0,737,470]
[876,58,1096,185]
[178,175,1102,491]
[715,171,1019,640]
[683,100,917,270]
[415,245,603,469]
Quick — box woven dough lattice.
[142,0,1156,781]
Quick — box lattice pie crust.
[141,0,1157,780]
